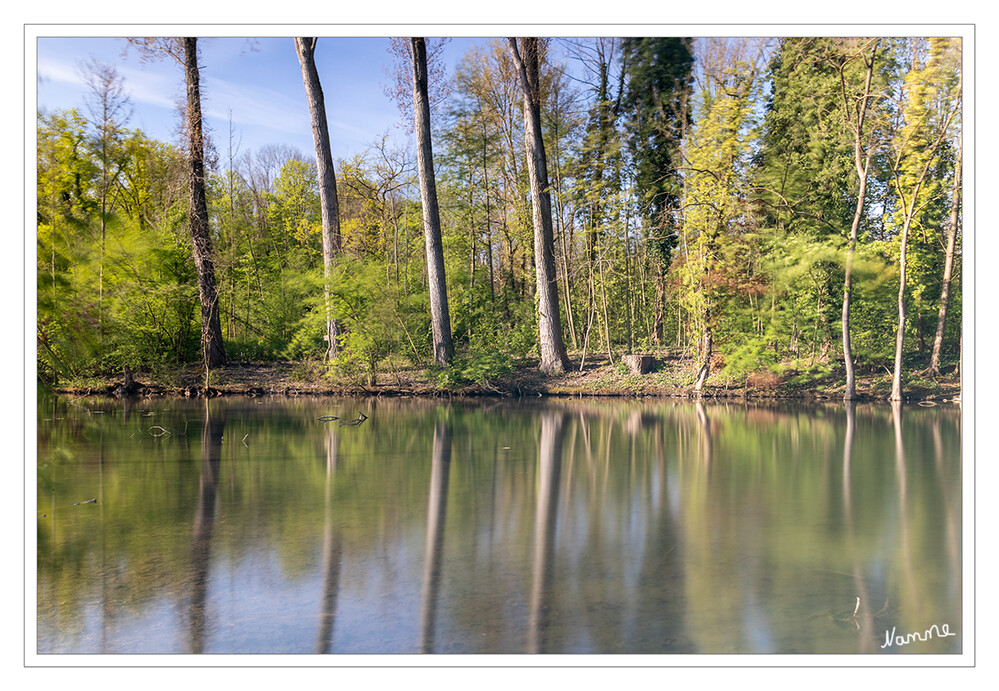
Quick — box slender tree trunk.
[559,221,577,349]
[183,37,226,369]
[653,267,666,347]
[890,103,957,402]
[481,122,495,300]
[295,37,342,361]
[599,254,613,364]
[623,210,633,354]
[693,319,712,392]
[930,133,962,376]
[841,169,867,398]
[890,213,914,402]
[411,37,454,366]
[468,166,476,296]
[552,137,577,350]
[508,37,570,374]
[840,42,878,401]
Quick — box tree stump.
[123,365,135,392]
[623,354,656,375]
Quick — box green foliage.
[278,271,328,360]
[756,38,858,240]
[34,37,962,395]
[622,37,694,268]
[328,257,430,384]
[434,344,515,388]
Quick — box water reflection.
[316,425,342,654]
[842,402,872,647]
[36,397,963,655]
[527,411,565,653]
[420,420,452,653]
[186,400,224,653]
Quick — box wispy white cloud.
[200,73,385,150]
[36,57,81,89]
[37,54,182,112]
[117,64,184,111]
[36,37,408,157]
[202,74,306,135]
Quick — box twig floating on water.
[317,415,339,422]
[340,412,368,426]
[148,425,187,437]
[73,498,97,506]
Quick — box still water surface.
[36,395,962,655]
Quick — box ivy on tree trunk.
[184,37,226,369]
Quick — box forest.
[35,36,963,400]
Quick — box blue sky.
[35,34,491,162]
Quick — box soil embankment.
[50,356,962,403]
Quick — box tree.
[127,37,226,369]
[81,59,132,352]
[182,38,227,369]
[679,38,769,391]
[295,37,343,361]
[37,109,98,381]
[888,37,961,400]
[929,129,961,376]
[833,38,883,401]
[410,37,454,365]
[446,41,532,317]
[508,37,571,374]
[621,38,694,348]
[569,38,625,363]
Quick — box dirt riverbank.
[50,355,962,403]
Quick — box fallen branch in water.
[318,413,368,426]
[148,425,187,437]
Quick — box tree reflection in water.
[185,399,224,654]
[34,396,962,655]
[316,424,343,653]
[527,411,565,653]
[420,420,453,653]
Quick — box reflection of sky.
[39,595,185,654]
[211,547,429,653]
[742,592,776,654]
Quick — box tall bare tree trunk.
[840,40,878,401]
[411,37,454,366]
[930,132,962,376]
[509,37,570,375]
[295,37,342,361]
[184,37,226,369]
[841,165,869,400]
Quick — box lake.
[35,394,962,655]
